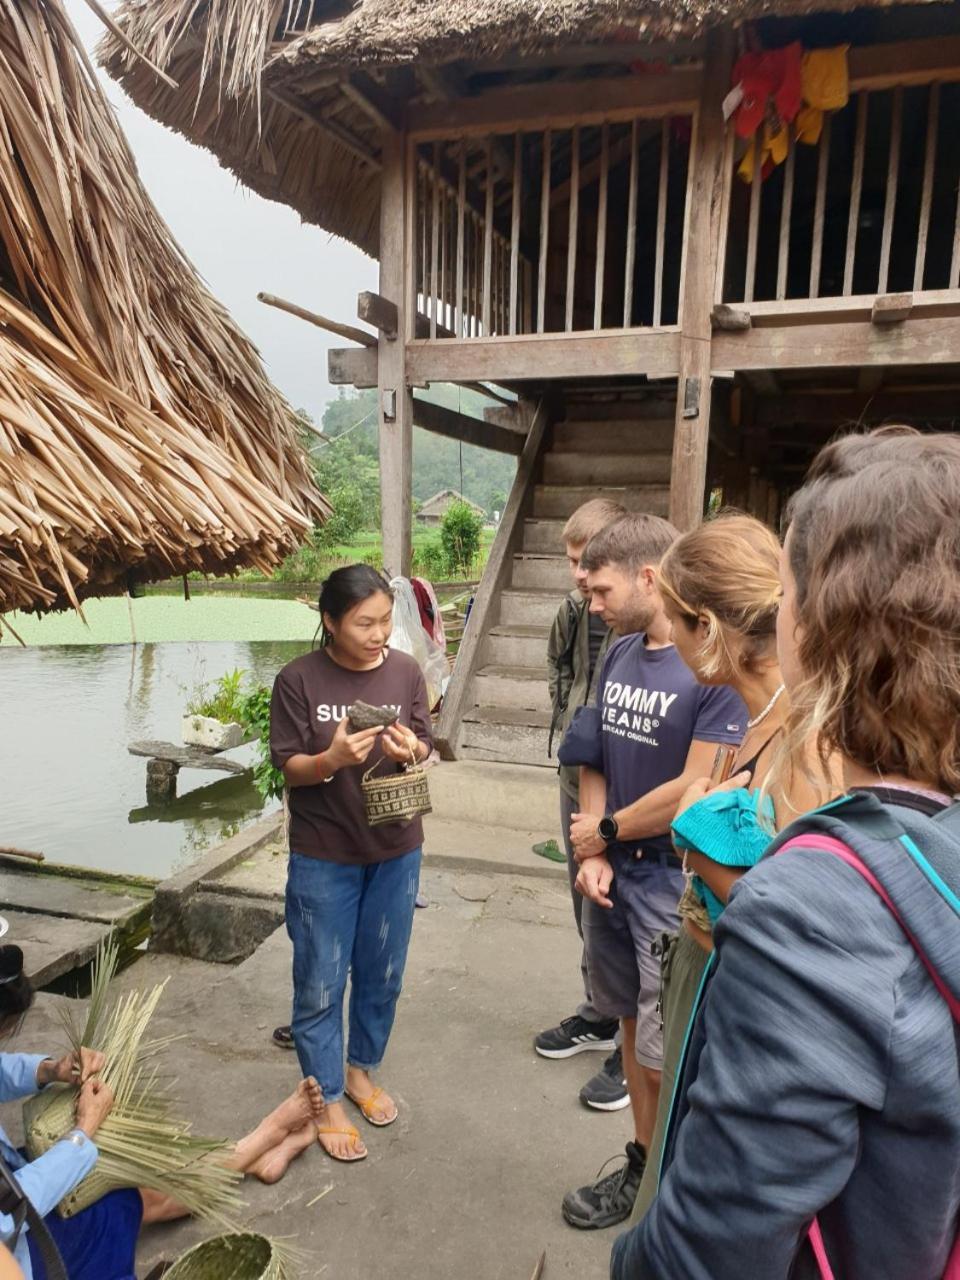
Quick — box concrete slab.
[427,760,559,832]
[3,867,622,1280]
[0,868,153,924]
[5,910,111,987]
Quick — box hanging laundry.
[731,42,803,139]
[796,45,850,146]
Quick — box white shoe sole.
[581,1090,631,1112]
[535,1037,618,1059]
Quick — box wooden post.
[378,133,414,578]
[669,30,734,532]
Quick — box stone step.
[499,588,568,629]
[552,419,675,453]
[427,759,558,830]
[522,518,568,555]
[473,664,553,713]
[511,554,569,591]
[543,450,673,486]
[461,706,552,768]
[532,484,670,520]
[485,624,550,669]
[422,817,564,878]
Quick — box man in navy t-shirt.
[560,514,746,1231]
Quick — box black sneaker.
[579,1047,630,1112]
[272,1025,295,1049]
[534,1014,619,1059]
[561,1142,646,1230]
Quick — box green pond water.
[0,595,319,880]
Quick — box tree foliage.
[440,500,484,575]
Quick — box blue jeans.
[285,848,421,1103]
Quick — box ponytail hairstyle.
[657,513,782,680]
[0,945,34,1031]
[318,564,394,647]
[772,425,960,798]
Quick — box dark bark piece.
[348,700,400,731]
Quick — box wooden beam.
[340,72,404,133]
[669,29,734,532]
[713,315,960,371]
[408,67,701,137]
[406,330,681,384]
[465,36,706,74]
[357,290,398,340]
[267,87,381,170]
[412,396,524,455]
[735,290,960,325]
[756,387,960,426]
[258,292,376,346]
[848,35,960,90]
[744,369,781,396]
[872,293,912,325]
[378,133,414,577]
[328,346,378,387]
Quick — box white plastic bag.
[389,576,448,708]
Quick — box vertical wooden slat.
[623,118,639,327]
[713,118,736,305]
[776,133,795,301]
[510,133,522,335]
[430,144,440,337]
[417,161,425,311]
[809,115,831,299]
[953,161,960,287]
[914,82,940,292]
[405,138,418,343]
[844,91,869,297]
[440,182,449,331]
[537,129,551,334]
[454,141,466,336]
[593,121,610,330]
[878,85,903,293]
[565,125,580,332]
[523,259,533,333]
[653,117,670,325]
[744,140,762,304]
[482,137,494,336]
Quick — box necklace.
[747,682,785,729]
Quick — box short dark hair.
[318,564,393,647]
[580,513,679,574]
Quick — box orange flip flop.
[316,1125,367,1162]
[345,1086,398,1128]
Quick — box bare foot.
[316,1100,367,1162]
[268,1077,325,1136]
[250,1121,317,1184]
[345,1066,398,1126]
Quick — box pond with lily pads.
[0,593,322,880]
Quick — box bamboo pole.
[594,122,610,330]
[654,118,670,323]
[623,119,639,327]
[565,125,581,332]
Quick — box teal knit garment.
[671,788,775,924]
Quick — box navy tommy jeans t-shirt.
[594,633,747,860]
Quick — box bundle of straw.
[164,1232,297,1280]
[23,940,242,1224]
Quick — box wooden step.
[485,624,550,669]
[461,706,553,767]
[473,664,553,713]
[522,518,569,555]
[532,484,670,520]
[499,588,568,628]
[543,450,673,486]
[552,419,675,453]
[511,554,569,591]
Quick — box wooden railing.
[722,75,960,307]
[412,112,693,339]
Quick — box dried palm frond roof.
[100,0,948,259]
[0,0,328,617]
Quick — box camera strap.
[0,1151,67,1280]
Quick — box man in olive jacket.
[535,498,626,1107]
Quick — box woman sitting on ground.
[270,565,433,1163]
[0,944,324,1280]
[612,427,960,1279]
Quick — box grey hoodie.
[611,790,960,1280]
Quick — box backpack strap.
[775,831,960,1280]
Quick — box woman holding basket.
[270,565,433,1163]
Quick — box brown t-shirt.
[270,647,433,865]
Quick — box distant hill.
[312,387,516,518]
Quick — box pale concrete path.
[4,866,632,1280]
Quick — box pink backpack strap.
[776,833,960,1279]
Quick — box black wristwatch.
[598,815,619,844]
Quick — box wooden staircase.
[438,399,675,766]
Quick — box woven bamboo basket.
[361,754,432,828]
[164,1232,292,1280]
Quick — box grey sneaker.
[580,1047,630,1112]
[561,1142,646,1230]
[534,1014,619,1059]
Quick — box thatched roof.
[100,0,946,260]
[0,0,328,616]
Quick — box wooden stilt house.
[104,0,960,764]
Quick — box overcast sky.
[65,0,377,425]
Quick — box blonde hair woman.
[614,428,960,1280]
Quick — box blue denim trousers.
[285,848,421,1103]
